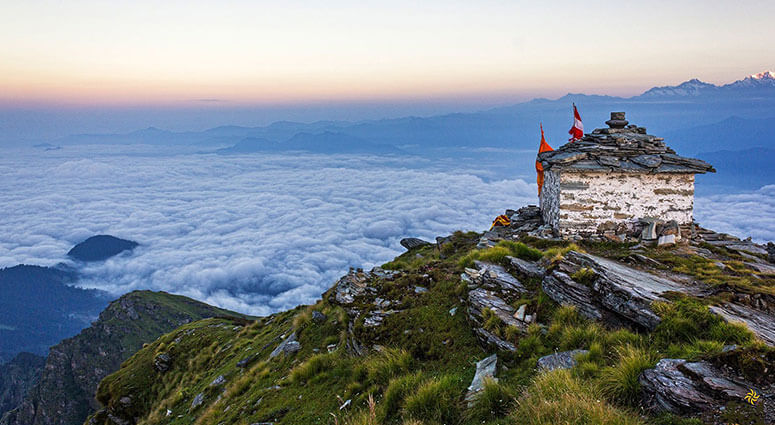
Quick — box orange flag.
[535,123,553,196]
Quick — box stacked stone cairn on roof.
[538,112,715,174]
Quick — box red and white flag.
[568,103,583,141]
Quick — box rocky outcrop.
[640,358,773,422]
[465,261,529,351]
[0,353,45,418]
[0,291,245,425]
[468,261,527,296]
[477,206,546,248]
[506,256,545,279]
[331,268,380,305]
[328,266,405,356]
[542,251,696,330]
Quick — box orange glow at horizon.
[1,1,773,108]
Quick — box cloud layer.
[0,146,537,315]
[1,145,772,316]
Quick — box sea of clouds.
[1,145,773,316]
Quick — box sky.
[2,1,774,110]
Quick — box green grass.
[458,240,542,268]
[364,348,413,386]
[379,372,424,422]
[465,377,516,422]
[599,345,655,405]
[403,375,463,424]
[513,369,644,425]
[652,297,756,350]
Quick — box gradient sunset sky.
[3,0,774,106]
[1,1,774,139]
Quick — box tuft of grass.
[496,240,543,261]
[552,305,584,327]
[571,267,597,286]
[458,240,542,268]
[332,394,378,425]
[543,243,582,262]
[364,348,413,386]
[403,375,462,424]
[514,369,644,425]
[290,352,338,384]
[599,345,655,405]
[653,297,756,349]
[459,246,512,268]
[380,373,424,423]
[466,377,516,422]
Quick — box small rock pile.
[328,266,403,355]
[537,112,715,175]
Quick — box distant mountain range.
[640,71,775,97]
[39,71,775,190]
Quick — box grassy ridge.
[88,233,774,425]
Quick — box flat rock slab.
[640,359,764,416]
[269,332,300,358]
[468,288,525,330]
[710,303,775,346]
[473,327,516,352]
[465,354,498,404]
[537,349,588,372]
[506,256,546,278]
[542,251,696,330]
[470,261,527,295]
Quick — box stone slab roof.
[538,112,715,174]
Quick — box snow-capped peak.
[750,70,775,80]
[724,70,775,89]
[639,78,716,97]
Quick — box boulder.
[641,218,659,241]
[190,393,205,410]
[767,242,775,263]
[537,350,588,372]
[236,355,256,368]
[657,234,676,246]
[400,238,432,251]
[473,327,516,352]
[468,288,525,331]
[465,354,498,404]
